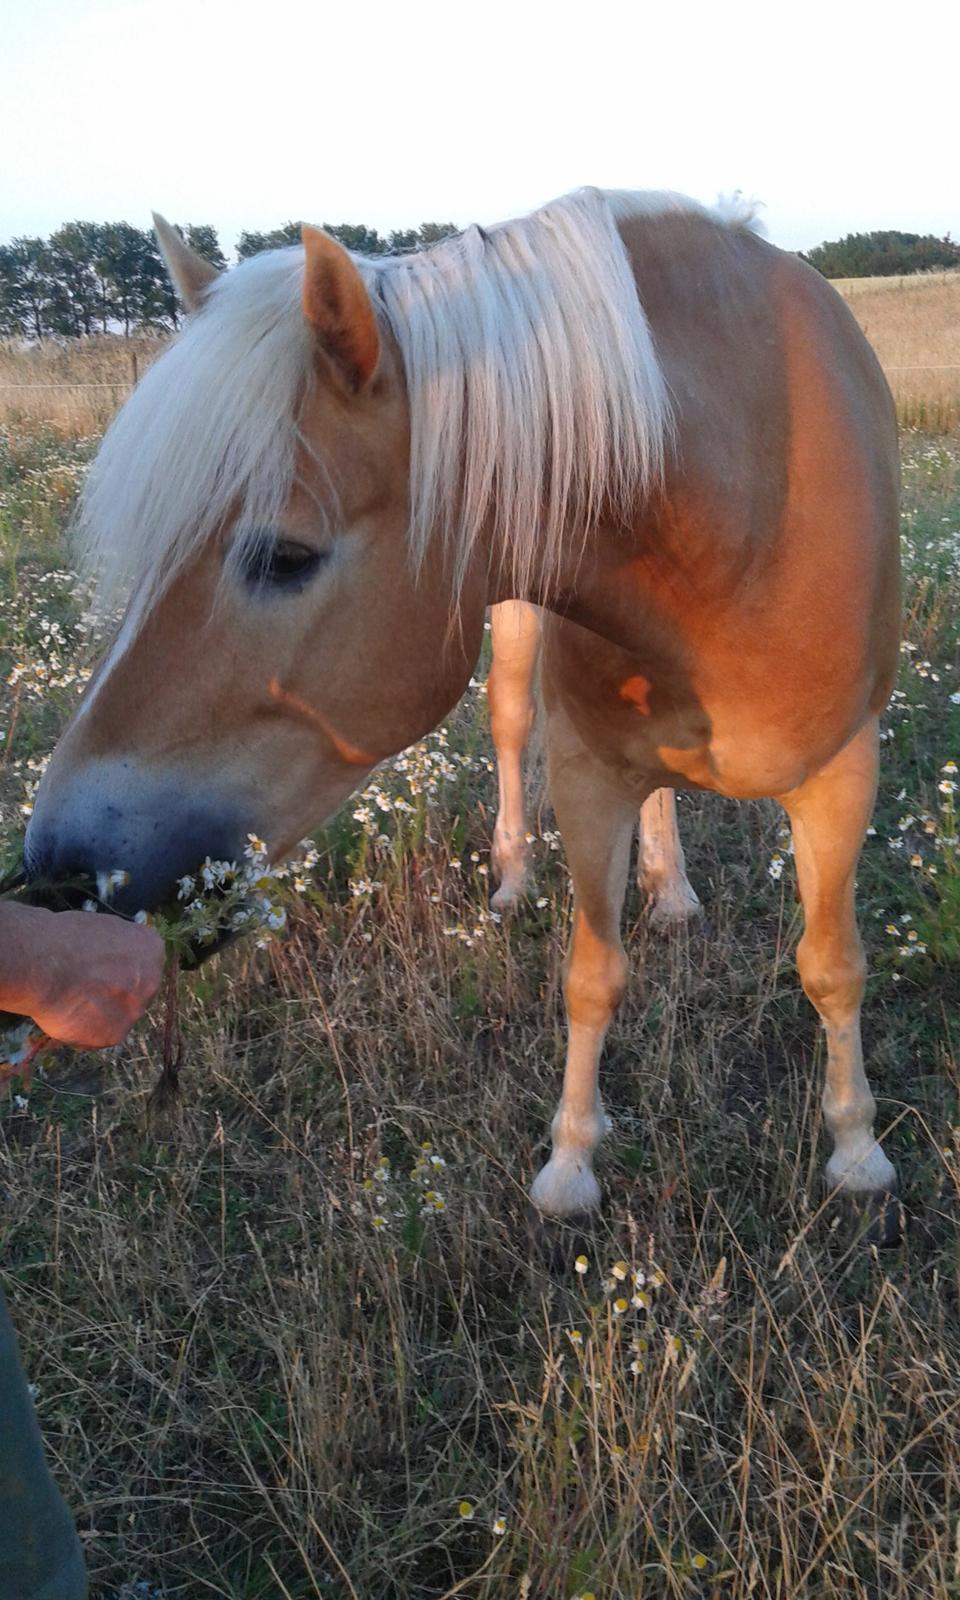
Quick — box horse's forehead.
[296,349,409,483]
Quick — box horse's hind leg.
[529,705,635,1217]
[489,600,541,910]
[782,717,897,1199]
[638,787,702,928]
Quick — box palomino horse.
[488,599,701,926]
[26,188,900,1220]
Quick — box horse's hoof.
[854,1188,904,1249]
[525,1205,600,1277]
[491,880,525,912]
[646,893,705,935]
[829,1184,903,1248]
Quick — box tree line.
[0,219,458,339]
[802,229,960,279]
[4,217,957,337]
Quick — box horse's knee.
[796,934,865,1021]
[489,699,534,754]
[564,945,628,1027]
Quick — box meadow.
[1,301,960,1598]
[833,270,960,434]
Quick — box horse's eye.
[241,536,327,590]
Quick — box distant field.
[833,268,960,295]
[0,335,163,434]
[834,270,960,432]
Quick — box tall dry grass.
[834,271,960,432]
[0,336,165,435]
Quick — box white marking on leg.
[530,1022,613,1216]
[821,1020,897,1194]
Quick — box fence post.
[130,350,139,390]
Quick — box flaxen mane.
[79,187,755,613]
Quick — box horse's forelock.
[76,246,315,617]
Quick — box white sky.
[2,0,957,257]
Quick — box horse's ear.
[153,214,220,313]
[301,225,380,395]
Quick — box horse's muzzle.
[24,759,251,919]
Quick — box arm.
[0,903,165,1049]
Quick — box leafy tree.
[0,244,29,336]
[322,223,386,255]
[47,222,105,336]
[5,238,55,338]
[388,223,459,253]
[0,215,461,337]
[416,222,458,247]
[237,220,459,260]
[182,224,226,270]
[387,228,421,253]
[97,223,152,337]
[804,230,960,279]
[236,223,304,259]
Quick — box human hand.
[1,906,165,1049]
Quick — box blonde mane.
[79,187,752,610]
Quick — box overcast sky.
[2,0,957,257]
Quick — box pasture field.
[0,336,163,435]
[832,270,960,434]
[1,411,960,1599]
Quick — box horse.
[25,187,901,1222]
[488,598,701,926]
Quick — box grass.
[833,271,960,433]
[1,415,960,1598]
[0,336,163,437]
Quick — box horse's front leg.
[488,600,541,910]
[782,717,898,1201]
[638,786,702,928]
[529,706,636,1217]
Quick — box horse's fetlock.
[551,1102,609,1154]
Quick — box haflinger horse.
[25,187,901,1223]
[488,598,701,927]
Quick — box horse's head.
[25,222,485,912]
